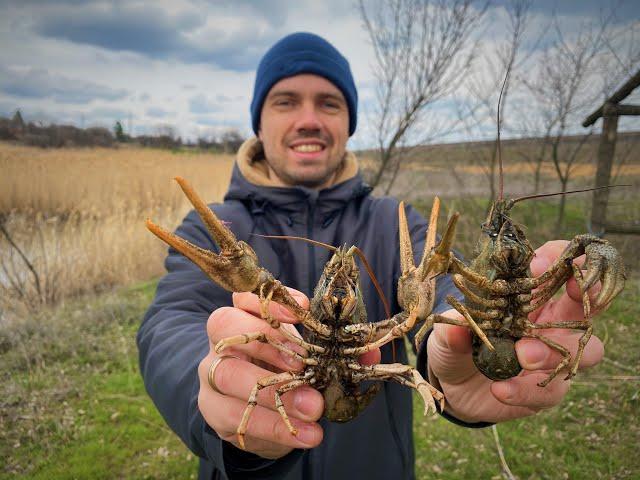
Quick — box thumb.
[426,310,478,385]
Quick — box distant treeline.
[0,111,114,148]
[0,111,245,151]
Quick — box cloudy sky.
[1,0,638,148]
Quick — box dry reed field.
[0,143,234,321]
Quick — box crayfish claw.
[174,176,237,251]
[146,178,265,293]
[397,199,458,325]
[582,240,626,311]
[422,211,459,282]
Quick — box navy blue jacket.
[138,163,463,480]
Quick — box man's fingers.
[207,307,306,371]
[529,240,571,277]
[200,355,324,422]
[198,374,323,450]
[432,309,472,353]
[427,322,476,385]
[516,334,604,371]
[359,348,381,366]
[529,289,589,324]
[565,275,602,306]
[233,288,309,324]
[491,371,570,410]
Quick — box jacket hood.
[224,137,372,220]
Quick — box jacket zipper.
[307,201,316,297]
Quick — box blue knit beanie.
[250,32,358,136]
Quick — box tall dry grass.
[0,143,234,320]
[0,143,233,215]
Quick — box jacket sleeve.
[403,203,493,429]
[137,209,304,479]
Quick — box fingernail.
[296,424,319,446]
[294,389,319,418]
[518,340,548,369]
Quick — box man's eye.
[323,101,340,110]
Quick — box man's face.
[258,74,350,190]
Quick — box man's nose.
[294,103,322,131]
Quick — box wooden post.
[590,103,619,234]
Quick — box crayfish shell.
[472,334,522,381]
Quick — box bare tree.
[598,19,640,97]
[359,0,487,194]
[523,13,614,230]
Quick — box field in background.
[0,143,234,320]
[362,131,640,201]
[1,138,639,478]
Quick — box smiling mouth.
[291,143,324,153]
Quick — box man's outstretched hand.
[427,240,605,424]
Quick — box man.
[138,32,604,479]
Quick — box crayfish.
[415,194,626,386]
[146,177,458,448]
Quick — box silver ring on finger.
[207,355,241,394]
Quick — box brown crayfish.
[146,177,458,448]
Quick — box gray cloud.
[31,3,279,71]
[0,66,128,103]
[34,6,195,58]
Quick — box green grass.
[1,230,638,478]
[0,281,197,479]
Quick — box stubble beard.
[265,157,340,189]
[264,133,344,189]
